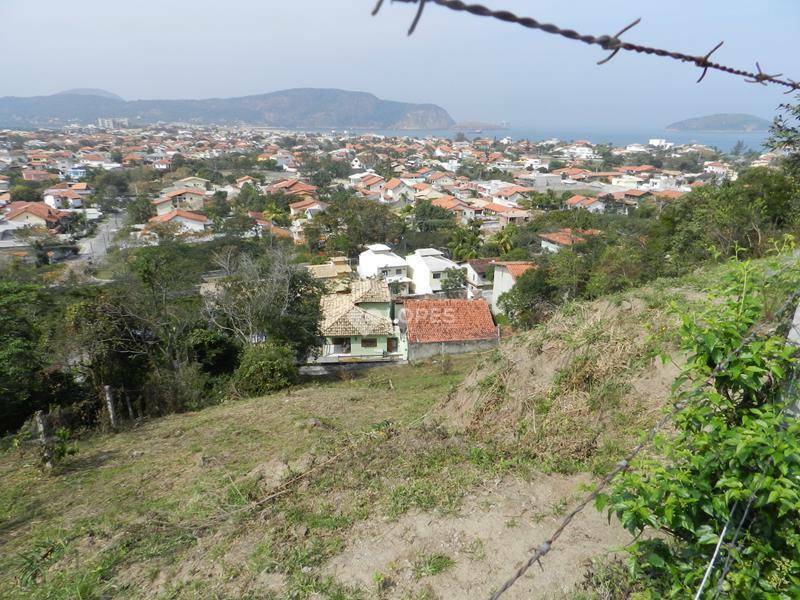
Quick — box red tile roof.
[5,201,69,224]
[148,209,208,224]
[496,261,536,279]
[403,299,497,344]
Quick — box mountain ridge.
[0,88,455,130]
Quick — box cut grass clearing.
[0,355,497,599]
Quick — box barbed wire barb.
[596,18,641,65]
[746,61,783,85]
[407,0,428,34]
[696,41,724,82]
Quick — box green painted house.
[316,279,406,363]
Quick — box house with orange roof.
[381,178,415,205]
[267,178,317,198]
[565,194,605,214]
[148,210,209,234]
[22,169,59,183]
[3,201,72,231]
[491,262,536,313]
[288,197,329,220]
[247,211,293,240]
[539,228,600,253]
[400,298,498,361]
[43,188,84,209]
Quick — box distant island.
[666,113,771,132]
[0,88,455,130]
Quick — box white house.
[462,258,497,301]
[148,209,209,233]
[611,174,644,188]
[491,261,536,314]
[382,178,415,204]
[174,176,211,190]
[565,194,605,214]
[406,248,460,295]
[357,244,411,295]
[151,188,207,217]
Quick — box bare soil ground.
[327,475,632,599]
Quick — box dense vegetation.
[0,237,321,434]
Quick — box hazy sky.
[1,0,798,130]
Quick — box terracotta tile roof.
[466,257,499,276]
[496,261,536,279]
[403,299,497,344]
[539,228,600,247]
[247,212,292,239]
[654,189,686,200]
[148,209,208,224]
[164,187,206,199]
[289,198,328,211]
[320,294,393,337]
[5,201,69,224]
[350,279,391,303]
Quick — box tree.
[203,247,323,359]
[127,193,155,224]
[305,194,404,256]
[768,95,800,175]
[448,220,483,261]
[10,185,40,202]
[491,225,517,256]
[233,341,298,396]
[599,259,800,597]
[0,282,46,432]
[497,267,555,328]
[414,200,454,233]
[441,267,467,294]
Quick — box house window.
[387,337,399,353]
[395,269,403,275]
[432,272,441,279]
[332,337,351,354]
[361,338,378,348]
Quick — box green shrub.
[234,342,298,396]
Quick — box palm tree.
[492,225,516,255]
[448,224,481,261]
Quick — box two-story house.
[317,279,405,363]
[357,244,411,296]
[151,188,207,216]
[406,248,461,295]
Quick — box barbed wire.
[487,262,800,599]
[372,0,800,93]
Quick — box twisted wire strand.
[376,0,799,92]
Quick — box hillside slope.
[0,88,455,129]
[435,280,701,471]
[0,276,710,599]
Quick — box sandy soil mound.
[435,288,694,466]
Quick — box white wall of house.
[491,266,516,313]
[406,249,459,295]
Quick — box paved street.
[78,211,124,260]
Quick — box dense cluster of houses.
[303,243,539,364]
[0,124,785,363]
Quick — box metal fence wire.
[373,0,800,92]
